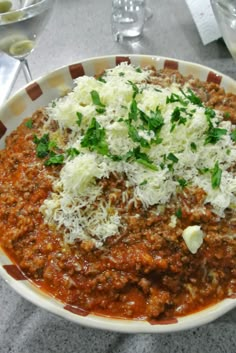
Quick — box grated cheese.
[40,63,236,247]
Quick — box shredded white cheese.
[40,62,236,247]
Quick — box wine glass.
[0,0,55,83]
[145,0,153,21]
[211,0,236,62]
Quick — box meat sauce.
[0,68,236,320]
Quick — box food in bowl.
[0,62,236,321]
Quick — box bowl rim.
[0,53,236,333]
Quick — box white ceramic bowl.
[0,54,235,333]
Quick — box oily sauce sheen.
[0,68,236,320]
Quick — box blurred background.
[3,0,235,95]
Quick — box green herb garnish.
[128,124,149,148]
[170,107,187,131]
[230,129,236,142]
[198,167,210,174]
[33,133,50,158]
[76,112,83,126]
[125,146,158,171]
[166,92,187,106]
[81,117,109,155]
[205,127,227,145]
[66,147,80,158]
[33,133,63,166]
[91,90,106,113]
[224,111,231,119]
[147,107,164,133]
[190,142,197,152]
[180,88,202,106]
[205,107,216,128]
[177,178,188,188]
[91,90,105,107]
[140,179,148,186]
[138,106,164,143]
[167,153,179,163]
[211,161,222,189]
[128,99,138,122]
[44,154,64,166]
[97,76,106,83]
[128,80,139,98]
[175,208,182,219]
[25,119,33,129]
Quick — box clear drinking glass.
[145,0,153,21]
[111,0,146,42]
[0,0,55,83]
[211,0,236,62]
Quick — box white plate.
[0,54,235,333]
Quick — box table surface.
[1,0,236,352]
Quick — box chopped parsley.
[140,106,164,135]
[125,146,158,171]
[190,142,197,152]
[91,90,105,107]
[25,119,33,129]
[76,112,83,126]
[126,102,164,148]
[128,80,139,98]
[166,92,187,106]
[128,124,149,148]
[205,107,216,128]
[198,167,210,175]
[230,129,236,142]
[96,107,106,114]
[128,99,138,122]
[166,89,202,107]
[205,127,227,145]
[180,88,202,106]
[97,76,106,83]
[66,147,80,159]
[211,161,222,189]
[33,133,50,158]
[140,179,148,186]
[167,153,179,171]
[177,178,188,188]
[175,208,182,219]
[33,134,64,166]
[90,90,106,113]
[170,107,187,131]
[224,111,231,119]
[81,117,109,156]
[167,153,178,163]
[44,153,64,166]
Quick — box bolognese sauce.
[0,64,235,320]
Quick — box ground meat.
[0,68,236,321]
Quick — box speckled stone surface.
[1,0,236,352]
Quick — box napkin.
[185,0,221,45]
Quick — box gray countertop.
[1,0,236,352]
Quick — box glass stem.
[20,58,33,83]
